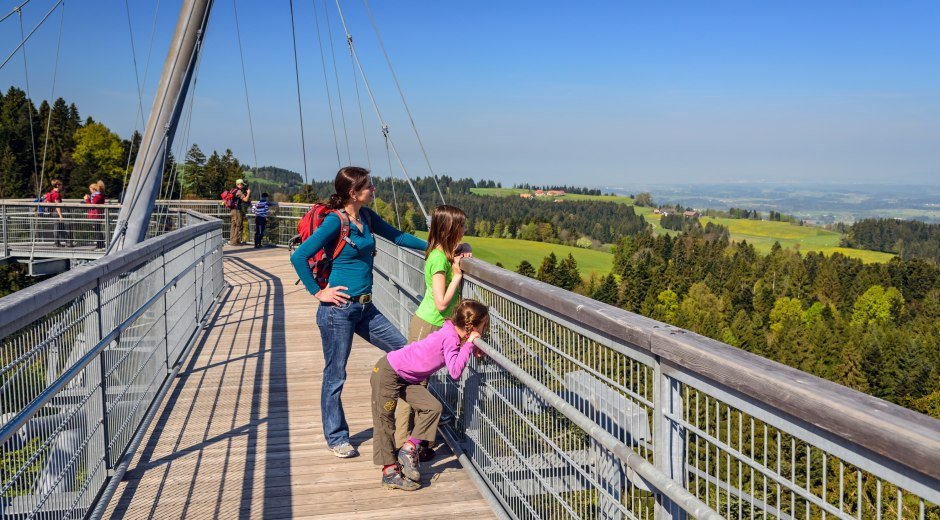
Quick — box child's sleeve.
[442,337,475,380]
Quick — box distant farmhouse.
[524,189,566,199]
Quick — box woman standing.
[290,166,427,458]
[84,180,106,249]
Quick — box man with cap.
[229,179,251,245]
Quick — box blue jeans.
[316,301,407,448]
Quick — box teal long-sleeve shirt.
[290,207,427,296]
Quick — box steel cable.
[362,0,445,205]
[312,0,342,167]
[288,0,310,183]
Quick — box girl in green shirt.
[396,204,470,450]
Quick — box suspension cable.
[120,0,157,203]
[232,0,258,174]
[332,0,428,220]
[362,0,445,205]
[384,126,400,229]
[36,1,65,199]
[0,0,63,71]
[312,0,341,167]
[17,10,39,196]
[348,34,371,169]
[288,0,309,183]
[0,1,35,24]
[323,2,351,164]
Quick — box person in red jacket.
[84,180,106,249]
[45,179,73,247]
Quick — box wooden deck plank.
[104,246,495,519]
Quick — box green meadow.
[469,188,895,264]
[644,213,895,263]
[414,232,612,276]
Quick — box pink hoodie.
[386,321,474,384]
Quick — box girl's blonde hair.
[426,205,466,264]
[96,180,105,193]
[451,299,489,341]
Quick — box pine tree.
[516,260,536,278]
[536,253,558,285]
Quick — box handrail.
[0,237,214,445]
[474,336,724,520]
[461,257,940,489]
[0,217,218,339]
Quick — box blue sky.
[2,0,938,186]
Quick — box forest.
[841,218,940,264]
[519,230,940,419]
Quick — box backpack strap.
[330,210,352,260]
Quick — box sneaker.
[329,443,359,458]
[397,441,421,481]
[382,465,420,491]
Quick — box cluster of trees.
[518,230,940,418]
[767,210,801,224]
[841,219,940,264]
[0,87,140,200]
[727,207,762,220]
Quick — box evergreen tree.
[592,274,618,305]
[536,253,558,285]
[516,260,536,278]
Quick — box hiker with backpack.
[223,179,251,245]
[289,166,427,459]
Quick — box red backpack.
[220,188,240,210]
[289,204,373,289]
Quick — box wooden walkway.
[104,247,496,519]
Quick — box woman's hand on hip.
[316,284,349,304]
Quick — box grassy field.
[415,232,612,276]
[644,213,895,263]
[469,187,895,263]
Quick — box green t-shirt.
[414,248,458,326]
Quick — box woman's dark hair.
[426,205,467,263]
[452,299,490,341]
[327,166,371,209]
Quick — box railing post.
[162,252,173,372]
[653,356,687,519]
[2,203,8,256]
[105,207,112,246]
[94,280,114,476]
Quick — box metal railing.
[154,200,310,246]
[0,210,225,519]
[0,201,217,263]
[371,237,940,520]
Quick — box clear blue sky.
[2,0,938,186]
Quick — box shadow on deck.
[104,247,494,519]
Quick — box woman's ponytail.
[326,166,371,209]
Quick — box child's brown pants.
[371,355,442,466]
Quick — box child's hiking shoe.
[329,442,359,458]
[397,441,421,481]
[382,465,420,491]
